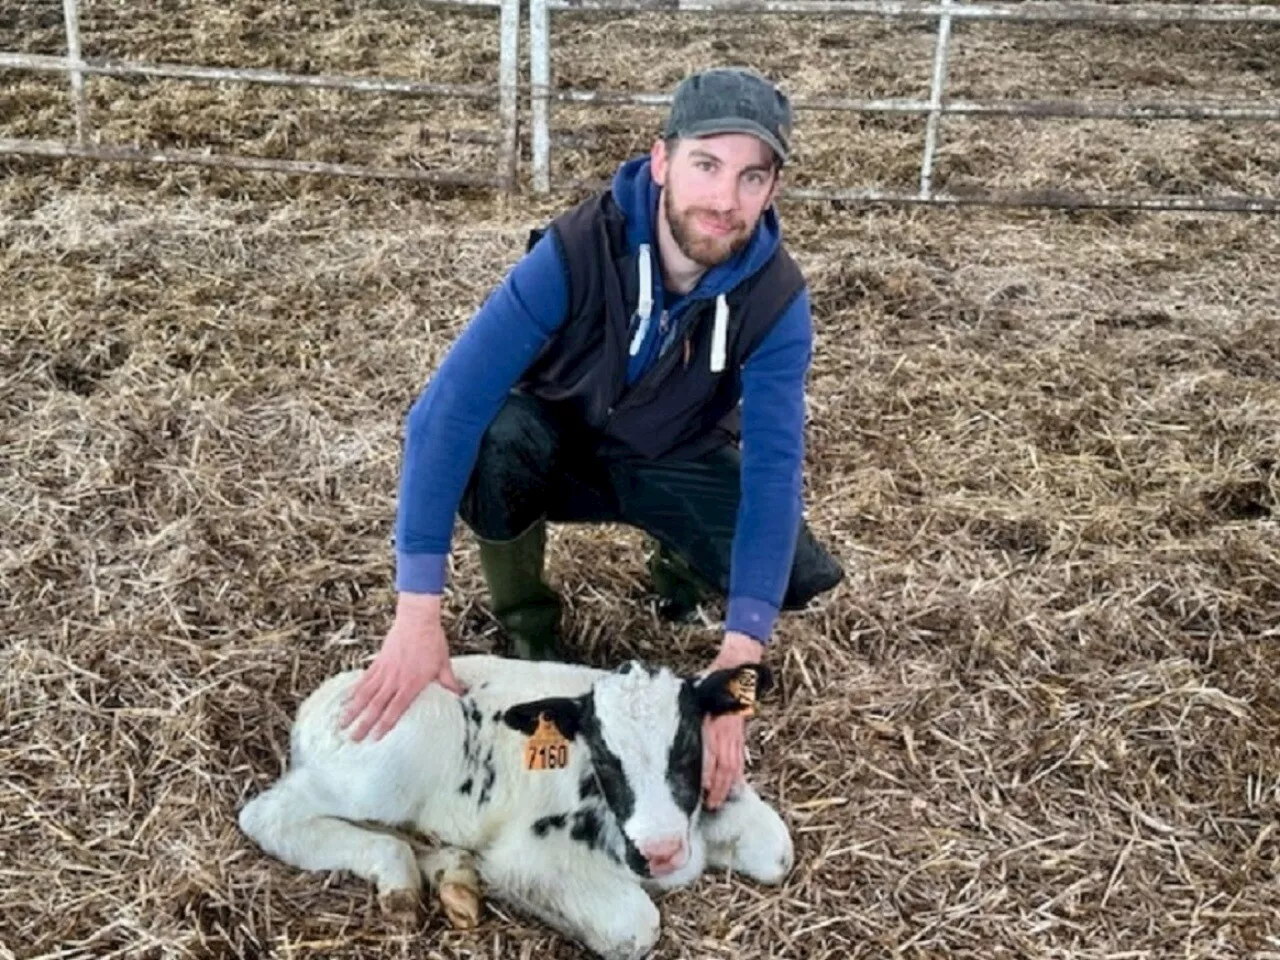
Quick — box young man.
[341,67,843,808]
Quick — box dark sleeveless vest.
[516,189,806,461]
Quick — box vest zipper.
[608,303,709,424]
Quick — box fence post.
[918,0,954,200]
[61,0,87,144]
[497,0,520,190]
[530,0,551,193]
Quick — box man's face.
[651,133,781,268]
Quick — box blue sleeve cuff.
[726,597,778,644]
[396,552,447,594]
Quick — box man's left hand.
[702,631,764,810]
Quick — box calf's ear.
[695,663,774,718]
[503,697,584,740]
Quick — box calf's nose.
[640,836,687,872]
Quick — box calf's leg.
[479,844,659,960]
[699,784,794,885]
[237,769,421,914]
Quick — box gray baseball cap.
[663,67,793,165]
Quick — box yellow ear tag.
[524,713,571,771]
[726,669,759,717]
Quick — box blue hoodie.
[394,156,812,642]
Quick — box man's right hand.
[340,592,467,742]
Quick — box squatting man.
[341,66,844,810]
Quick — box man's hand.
[702,630,764,809]
[340,592,466,742]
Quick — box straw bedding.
[2,2,1279,958]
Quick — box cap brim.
[671,118,789,164]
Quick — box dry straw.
[3,2,1280,958]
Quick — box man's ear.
[767,168,784,208]
[650,137,671,186]
[502,697,584,740]
[695,663,774,718]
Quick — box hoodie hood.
[609,154,782,303]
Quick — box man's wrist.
[715,630,764,668]
[396,591,443,615]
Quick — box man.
[341,67,844,809]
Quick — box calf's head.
[503,660,773,878]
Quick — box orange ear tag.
[524,713,571,771]
[726,670,759,717]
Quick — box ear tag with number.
[726,669,759,717]
[524,713,571,771]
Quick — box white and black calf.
[237,654,793,960]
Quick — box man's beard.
[663,186,750,268]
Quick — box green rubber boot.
[648,540,717,624]
[478,520,562,661]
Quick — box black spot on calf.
[533,814,567,837]
[459,698,481,766]
[666,682,704,816]
[570,809,604,850]
[569,801,625,868]
[578,702,635,827]
[477,747,497,806]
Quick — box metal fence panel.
[2,0,1277,212]
[528,0,1280,213]
[0,0,523,189]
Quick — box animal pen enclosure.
[2,1,1279,210]
[2,1,1280,959]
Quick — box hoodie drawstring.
[710,294,728,373]
[628,243,654,357]
[631,244,730,374]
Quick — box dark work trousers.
[457,392,845,612]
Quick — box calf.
[237,654,793,960]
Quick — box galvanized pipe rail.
[541,87,1280,123]
[0,137,503,186]
[538,0,1280,23]
[0,52,504,101]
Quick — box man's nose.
[708,174,739,212]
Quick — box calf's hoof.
[440,880,482,929]
[418,847,484,929]
[592,896,660,960]
[378,887,421,921]
[733,810,794,885]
